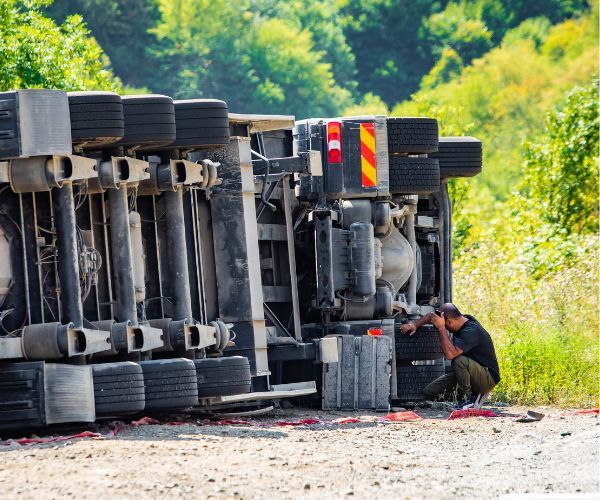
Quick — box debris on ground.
[0,406,597,498]
[448,408,500,420]
[515,410,545,423]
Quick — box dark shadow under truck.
[0,90,482,430]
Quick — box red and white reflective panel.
[327,121,343,163]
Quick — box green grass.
[494,326,599,406]
[454,236,599,407]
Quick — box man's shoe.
[472,392,490,409]
[454,398,474,410]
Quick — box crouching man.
[400,303,501,409]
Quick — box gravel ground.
[0,405,598,499]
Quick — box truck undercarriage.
[0,90,482,430]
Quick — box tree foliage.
[520,81,599,236]
[393,8,599,200]
[44,0,591,114]
[420,47,463,90]
[0,0,118,91]
[148,0,352,117]
[46,0,159,89]
[250,0,357,93]
[450,78,599,406]
[339,0,441,106]
[337,0,587,106]
[421,2,493,64]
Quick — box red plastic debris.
[131,416,160,426]
[275,418,320,427]
[1,430,102,447]
[330,417,361,424]
[448,409,499,420]
[383,411,423,422]
[562,408,599,416]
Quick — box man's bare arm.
[413,312,434,329]
[399,312,434,335]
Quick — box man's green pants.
[423,355,496,400]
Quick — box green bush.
[520,81,599,237]
[455,236,599,406]
[0,0,118,91]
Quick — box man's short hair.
[439,303,462,319]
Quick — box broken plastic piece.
[383,411,422,422]
[514,410,545,423]
[448,409,500,420]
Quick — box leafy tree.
[502,16,552,49]
[420,47,463,89]
[43,0,592,113]
[340,0,442,106]
[150,0,351,117]
[47,0,160,89]
[343,92,389,116]
[250,0,357,93]
[339,0,587,107]
[393,9,599,200]
[391,8,598,262]
[494,0,588,30]
[421,2,493,64]
[0,0,118,91]
[245,18,352,116]
[520,81,599,236]
[457,0,588,44]
[419,0,587,66]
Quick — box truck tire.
[395,361,445,401]
[194,356,251,398]
[387,117,439,154]
[395,325,442,361]
[67,91,124,147]
[139,358,198,410]
[172,99,230,149]
[92,362,145,416]
[429,137,482,178]
[389,157,440,194]
[118,95,176,148]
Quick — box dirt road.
[0,406,598,499]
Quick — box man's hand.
[400,312,436,335]
[400,322,417,336]
[431,311,446,330]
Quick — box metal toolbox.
[322,334,392,411]
[0,362,95,430]
[0,89,72,160]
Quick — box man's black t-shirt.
[452,315,501,383]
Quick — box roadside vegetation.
[394,9,599,405]
[2,0,598,405]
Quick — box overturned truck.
[0,90,482,430]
